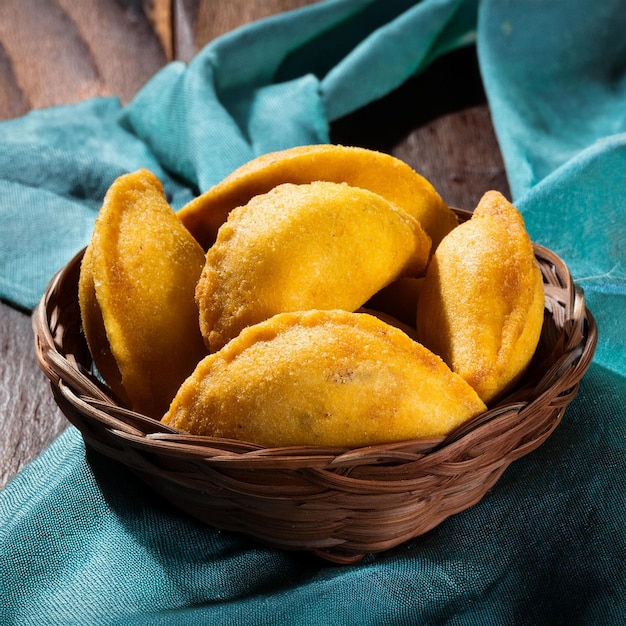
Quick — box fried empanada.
[78,241,128,405]
[195,181,431,351]
[177,144,457,250]
[79,169,207,417]
[416,191,545,404]
[162,310,487,447]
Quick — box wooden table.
[0,0,510,488]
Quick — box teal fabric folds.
[478,0,626,375]
[1,0,625,624]
[478,0,626,197]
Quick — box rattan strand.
[32,209,597,563]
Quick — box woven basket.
[33,208,597,563]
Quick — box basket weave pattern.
[33,209,597,563]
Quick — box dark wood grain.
[0,305,69,487]
[173,0,320,62]
[0,0,509,488]
[0,0,170,120]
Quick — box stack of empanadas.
[79,145,544,448]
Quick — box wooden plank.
[0,0,169,120]
[173,0,321,62]
[0,302,68,487]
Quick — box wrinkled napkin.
[1,0,625,624]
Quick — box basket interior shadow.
[33,209,597,564]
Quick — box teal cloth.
[1,0,625,624]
